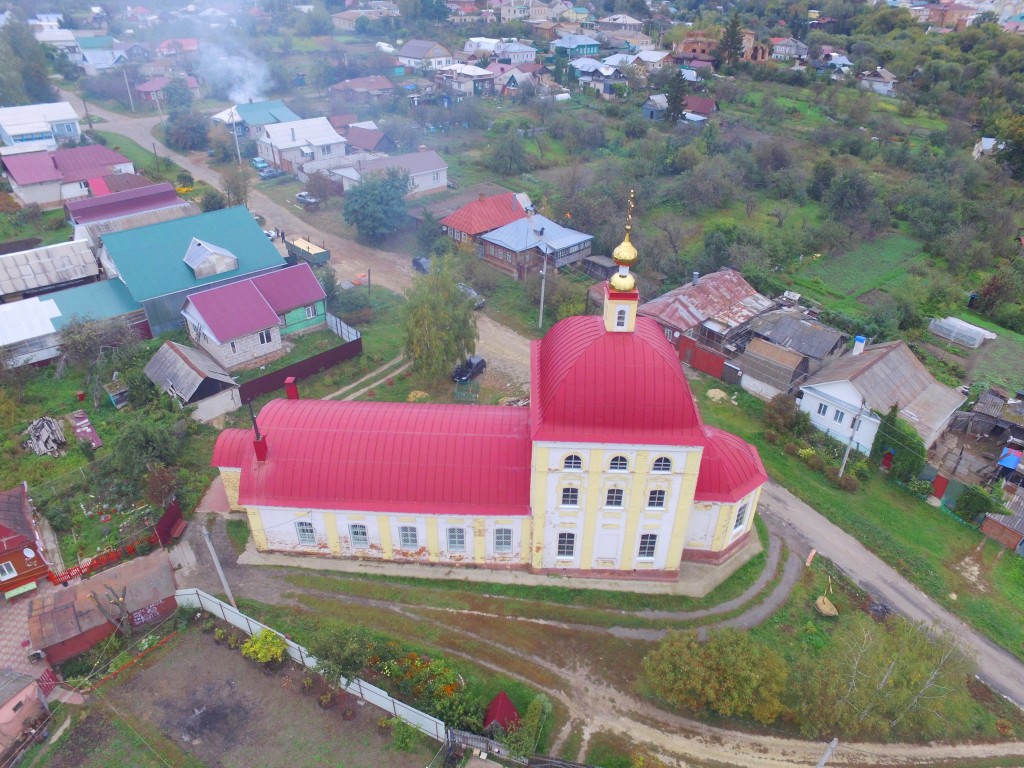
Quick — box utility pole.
[122,67,135,113]
[538,259,548,329]
[202,526,237,608]
[838,399,867,477]
[367,268,372,304]
[816,738,839,767]
[82,98,94,131]
[230,107,242,165]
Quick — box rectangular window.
[350,524,368,548]
[647,490,666,509]
[605,488,624,508]
[852,417,861,431]
[833,410,845,425]
[557,532,575,558]
[817,403,828,416]
[295,520,316,546]
[322,145,332,156]
[305,304,319,320]
[399,526,418,549]
[561,487,579,507]
[229,341,236,354]
[432,172,440,182]
[734,503,749,531]
[637,533,657,559]
[0,561,16,581]
[494,527,513,553]
[259,329,272,345]
[447,527,466,552]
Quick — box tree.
[716,13,745,67]
[222,164,251,208]
[304,171,334,203]
[342,168,411,240]
[162,78,193,112]
[807,159,836,201]
[163,110,210,151]
[643,629,789,725]
[869,404,926,482]
[3,22,57,103]
[823,169,875,222]
[978,267,1022,313]
[499,695,550,758]
[200,189,228,212]
[664,70,689,124]
[484,130,531,175]
[404,257,479,380]
[308,623,371,687]
[112,415,181,479]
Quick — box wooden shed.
[27,550,177,664]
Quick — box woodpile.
[22,417,67,457]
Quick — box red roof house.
[135,75,200,104]
[3,146,134,208]
[483,691,522,732]
[156,38,199,57]
[181,263,327,370]
[683,95,719,116]
[344,126,397,153]
[439,192,529,242]
[0,484,49,598]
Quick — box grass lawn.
[584,732,634,768]
[957,312,1024,391]
[0,208,72,247]
[92,131,214,199]
[226,518,250,554]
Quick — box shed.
[0,671,46,757]
[27,550,177,664]
[980,487,1024,551]
[483,690,521,732]
[144,341,238,406]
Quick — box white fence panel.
[175,589,445,741]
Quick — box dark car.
[412,256,431,274]
[452,355,486,383]
[258,168,285,180]
[457,283,485,309]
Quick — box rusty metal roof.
[973,388,1024,428]
[637,269,774,335]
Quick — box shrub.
[214,628,227,643]
[783,442,798,456]
[763,429,779,444]
[838,474,859,492]
[388,718,419,751]
[807,454,825,471]
[241,629,288,665]
[907,479,934,497]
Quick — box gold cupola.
[604,191,640,333]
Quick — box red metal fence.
[47,532,160,585]
[678,336,727,379]
[238,335,363,404]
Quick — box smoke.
[197,43,271,104]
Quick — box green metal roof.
[103,206,284,302]
[51,279,142,329]
[237,99,301,126]
[78,35,115,49]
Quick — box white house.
[2,145,134,208]
[255,118,347,182]
[396,39,454,70]
[973,137,1004,160]
[798,337,966,453]
[770,36,809,60]
[494,40,537,64]
[858,67,898,96]
[329,150,448,196]
[0,102,81,149]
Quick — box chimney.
[852,335,866,356]
[478,192,486,202]
[284,376,299,400]
[692,271,699,286]
[253,435,269,461]
[418,144,427,152]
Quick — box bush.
[388,718,419,751]
[956,485,1000,520]
[783,442,799,456]
[838,474,860,492]
[763,429,779,444]
[241,629,288,665]
[907,479,934,497]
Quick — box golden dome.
[612,230,638,266]
[609,270,636,292]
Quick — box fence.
[174,588,447,741]
[447,728,526,764]
[47,532,160,585]
[238,321,362,404]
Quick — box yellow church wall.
[247,507,268,550]
[425,522,440,563]
[323,513,341,555]
[219,469,242,511]
[663,449,702,567]
[377,514,393,558]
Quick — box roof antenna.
[248,401,262,440]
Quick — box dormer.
[183,237,238,279]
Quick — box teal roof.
[78,35,115,49]
[103,206,284,302]
[50,279,142,329]
[237,99,301,127]
[1007,12,1024,21]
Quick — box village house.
[64,181,192,229]
[329,75,396,104]
[210,100,301,140]
[98,206,285,335]
[181,263,327,371]
[135,75,200,106]
[396,39,455,70]
[0,671,47,759]
[798,338,966,454]
[479,212,592,280]
[770,36,809,59]
[114,40,152,62]
[2,145,134,208]
[256,118,347,181]
[436,63,498,96]
[487,62,550,92]
[155,37,199,59]
[331,8,395,29]
[0,102,81,150]
[439,191,531,243]
[344,126,398,153]
[330,150,448,196]
[597,13,643,31]
[494,40,538,64]
[0,240,98,303]
[0,483,49,600]
[551,33,600,57]
[858,66,898,96]
[212,222,767,579]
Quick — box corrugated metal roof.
[440,192,527,236]
[82,201,198,245]
[397,39,452,59]
[638,269,774,334]
[0,484,33,549]
[50,279,141,329]
[0,240,97,295]
[185,279,279,342]
[0,102,79,133]
[102,206,284,302]
[212,100,302,127]
[748,309,845,360]
[262,117,345,150]
[973,389,1024,427]
[695,427,768,502]
[144,341,235,402]
[530,315,705,445]
[250,263,325,314]
[481,214,591,255]
[4,146,130,186]
[65,182,183,224]
[218,400,533,516]
[350,149,447,178]
[329,75,394,93]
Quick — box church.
[211,201,767,581]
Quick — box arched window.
[563,454,582,471]
[652,457,672,473]
[615,308,627,328]
[609,455,628,472]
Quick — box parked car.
[457,283,485,310]
[452,355,486,383]
[296,191,320,205]
[411,256,431,274]
[251,157,269,170]
[263,229,275,239]
[258,168,285,180]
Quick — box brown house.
[673,28,769,62]
[329,75,395,103]
[0,484,49,600]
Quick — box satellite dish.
[22,548,35,559]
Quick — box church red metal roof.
[530,315,704,445]
[694,427,768,503]
[214,400,532,516]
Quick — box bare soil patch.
[109,631,434,768]
[857,288,889,306]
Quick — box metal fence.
[448,728,527,764]
[326,312,362,343]
[174,588,446,741]
[238,332,363,404]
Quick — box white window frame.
[733,503,749,532]
[0,561,16,581]
[563,454,582,471]
[647,489,666,509]
[494,527,513,553]
[560,487,579,507]
[447,527,466,552]
[637,533,657,559]
[817,402,828,416]
[609,455,628,472]
[305,304,319,320]
[295,520,316,546]
[652,457,671,473]
[833,410,845,424]
[615,308,627,328]
[350,524,368,548]
[258,329,273,345]
[605,488,624,508]
[556,532,575,558]
[399,526,418,549]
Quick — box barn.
[27,551,177,664]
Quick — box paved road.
[760,480,1024,709]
